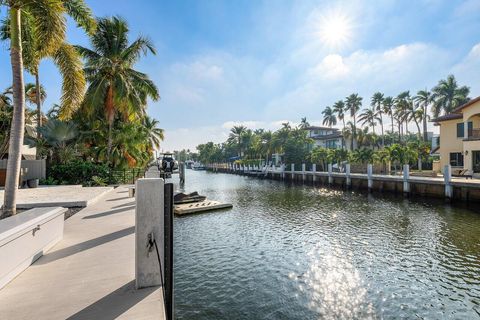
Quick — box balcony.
[464,128,480,141]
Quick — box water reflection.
[294,243,375,319]
[173,171,480,319]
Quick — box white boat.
[192,162,206,170]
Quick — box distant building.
[303,126,345,149]
[432,96,480,176]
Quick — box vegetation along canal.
[173,170,480,319]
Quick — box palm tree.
[382,96,395,135]
[77,16,160,160]
[407,101,422,139]
[345,93,362,149]
[371,92,384,147]
[321,106,337,127]
[1,0,94,217]
[0,2,94,133]
[358,106,378,135]
[229,125,247,156]
[415,89,434,142]
[332,100,346,149]
[299,117,310,129]
[394,91,410,141]
[141,116,164,150]
[432,75,470,117]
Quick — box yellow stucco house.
[433,96,480,176]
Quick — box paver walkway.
[0,186,165,319]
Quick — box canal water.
[173,170,480,319]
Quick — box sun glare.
[318,12,352,49]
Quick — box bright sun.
[318,13,352,49]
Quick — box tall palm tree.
[333,100,346,149]
[0,2,95,134]
[432,75,470,117]
[394,91,410,141]
[358,106,378,135]
[345,93,362,150]
[1,0,93,217]
[415,89,434,142]
[321,106,337,127]
[229,125,247,156]
[407,101,422,139]
[371,92,384,146]
[299,117,310,129]
[77,16,160,160]
[141,116,164,150]
[382,96,395,135]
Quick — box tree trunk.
[391,113,394,133]
[423,104,428,142]
[353,113,357,150]
[379,111,384,147]
[414,119,421,139]
[35,71,42,159]
[342,118,346,150]
[105,85,114,161]
[2,8,25,217]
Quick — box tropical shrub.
[48,160,110,186]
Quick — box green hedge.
[48,161,111,186]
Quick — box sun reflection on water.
[293,244,375,319]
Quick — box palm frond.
[61,0,96,34]
[53,42,86,119]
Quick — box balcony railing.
[470,129,480,138]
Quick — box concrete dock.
[0,186,165,320]
[209,163,480,202]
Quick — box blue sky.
[0,0,479,151]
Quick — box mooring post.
[179,162,186,184]
[346,163,351,188]
[281,163,285,180]
[291,163,295,181]
[444,164,452,199]
[135,178,164,289]
[302,163,306,182]
[367,164,373,192]
[403,164,410,195]
[312,164,316,183]
[328,164,333,184]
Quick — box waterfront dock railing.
[206,163,480,203]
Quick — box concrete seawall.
[207,164,480,203]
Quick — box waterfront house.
[433,96,480,176]
[303,126,346,149]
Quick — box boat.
[192,162,206,170]
[158,153,178,173]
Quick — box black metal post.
[163,183,174,320]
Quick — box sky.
[0,0,479,151]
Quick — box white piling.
[312,164,316,183]
[328,164,333,184]
[291,163,295,180]
[281,163,285,179]
[403,164,410,195]
[444,165,452,199]
[302,163,306,182]
[367,164,373,191]
[135,178,164,289]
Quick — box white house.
[304,126,345,149]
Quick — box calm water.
[173,170,480,319]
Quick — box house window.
[457,122,473,138]
[449,152,464,167]
[326,140,337,148]
[457,123,464,138]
